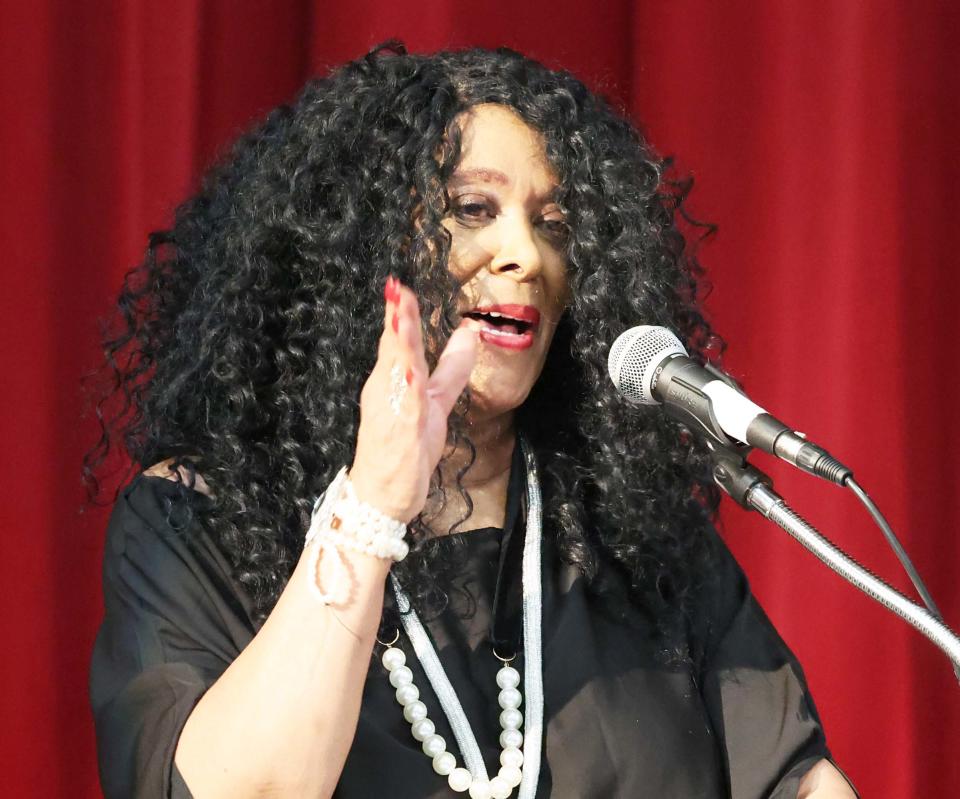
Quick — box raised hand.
[349,277,478,523]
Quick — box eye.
[537,216,571,247]
[451,194,496,227]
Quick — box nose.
[488,214,543,282]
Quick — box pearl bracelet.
[304,467,410,604]
[311,525,410,562]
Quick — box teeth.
[480,325,529,338]
[480,310,522,321]
[470,309,531,325]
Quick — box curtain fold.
[2,2,956,795]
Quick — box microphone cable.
[845,477,958,686]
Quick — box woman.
[88,44,856,798]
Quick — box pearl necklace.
[384,437,543,799]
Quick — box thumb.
[426,324,479,417]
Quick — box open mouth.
[463,304,540,351]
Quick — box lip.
[464,304,540,352]
[469,304,541,329]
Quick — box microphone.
[607,325,852,485]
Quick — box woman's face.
[443,104,571,420]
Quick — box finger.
[385,360,413,418]
[426,324,479,417]
[376,275,400,362]
[395,284,429,379]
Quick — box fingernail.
[405,367,413,385]
[384,279,392,303]
[392,311,399,333]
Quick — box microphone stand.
[707,444,960,680]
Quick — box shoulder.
[686,523,753,658]
[102,462,256,625]
[104,461,212,565]
[142,459,213,496]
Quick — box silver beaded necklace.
[383,437,543,799]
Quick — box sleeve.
[696,527,841,799]
[89,478,256,799]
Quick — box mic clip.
[664,361,774,507]
[707,442,775,510]
[662,360,747,451]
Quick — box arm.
[173,545,389,798]
[173,282,478,798]
[797,759,858,799]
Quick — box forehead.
[452,104,558,195]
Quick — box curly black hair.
[86,42,723,653]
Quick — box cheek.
[444,224,490,282]
[544,260,571,312]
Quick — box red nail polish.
[384,280,392,303]
[392,311,399,333]
[405,368,413,385]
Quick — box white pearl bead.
[389,665,413,687]
[500,747,524,769]
[411,718,435,741]
[499,708,523,730]
[499,764,523,788]
[499,728,523,749]
[382,647,406,671]
[403,700,427,723]
[468,780,492,799]
[432,751,456,776]
[498,687,522,709]
[422,733,446,758]
[448,767,472,792]
[489,775,512,798]
[395,683,419,706]
[496,666,520,689]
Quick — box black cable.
[845,477,943,619]
[845,476,960,684]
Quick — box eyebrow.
[449,167,511,186]
[448,167,562,204]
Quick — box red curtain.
[2,2,957,796]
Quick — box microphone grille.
[607,325,687,405]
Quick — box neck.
[422,411,517,534]
[441,411,516,487]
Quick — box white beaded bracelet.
[304,467,410,604]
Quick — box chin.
[466,382,531,419]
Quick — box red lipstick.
[464,304,540,351]
[470,304,541,328]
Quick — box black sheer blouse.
[90,454,832,798]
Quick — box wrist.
[347,466,417,523]
[301,467,409,606]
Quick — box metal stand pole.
[745,481,960,674]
